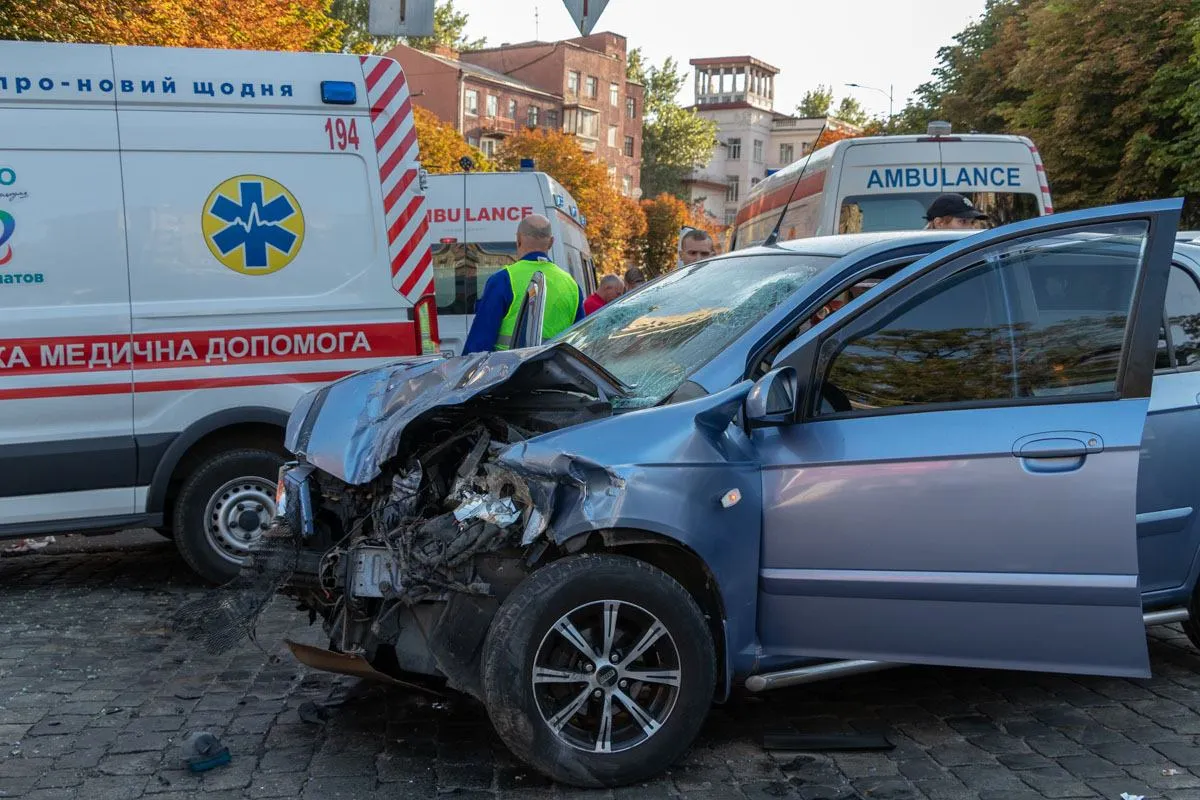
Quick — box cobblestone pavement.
[5,536,1200,800]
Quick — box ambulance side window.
[433,242,516,315]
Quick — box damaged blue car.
[213,198,1200,787]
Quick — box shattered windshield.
[558,253,835,408]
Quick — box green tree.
[834,96,869,127]
[797,84,834,117]
[330,0,485,54]
[636,54,719,199]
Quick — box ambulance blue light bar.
[320,81,357,105]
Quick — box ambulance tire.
[173,449,284,585]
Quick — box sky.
[447,0,989,119]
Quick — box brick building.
[386,33,644,198]
[384,44,563,161]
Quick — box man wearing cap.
[463,214,585,353]
[924,194,990,230]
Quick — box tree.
[636,193,724,277]
[834,96,869,127]
[497,129,646,275]
[797,85,834,117]
[636,53,719,199]
[813,126,864,150]
[412,106,492,174]
[0,0,344,51]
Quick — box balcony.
[480,115,518,137]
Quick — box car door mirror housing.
[746,366,800,426]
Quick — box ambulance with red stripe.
[0,42,436,582]
[424,169,598,356]
[731,122,1054,249]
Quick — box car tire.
[480,553,715,788]
[1183,585,1200,651]
[173,448,283,584]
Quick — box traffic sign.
[369,0,435,37]
[561,0,610,37]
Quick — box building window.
[610,83,620,106]
[564,107,600,139]
[586,76,598,99]
[480,139,496,157]
[527,106,540,127]
[779,143,794,163]
[753,139,764,162]
[507,98,518,119]
[801,142,811,155]
[751,177,761,187]
[568,71,580,95]
[727,138,742,160]
[622,175,632,196]
[607,166,618,186]
[726,176,739,203]
[468,136,480,147]
[725,209,737,226]
[464,89,479,116]
[607,125,618,148]
[485,94,498,117]
[624,135,635,158]
[545,109,559,129]
[626,97,636,118]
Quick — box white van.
[0,42,436,582]
[731,123,1054,249]
[425,170,597,355]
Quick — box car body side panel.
[496,381,765,679]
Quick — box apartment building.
[684,56,860,223]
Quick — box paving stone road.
[4,534,1200,799]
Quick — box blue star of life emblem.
[208,180,299,269]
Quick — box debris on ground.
[2,536,54,555]
[180,731,231,772]
[298,701,331,725]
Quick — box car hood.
[284,344,629,485]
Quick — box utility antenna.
[763,120,827,246]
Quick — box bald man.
[463,214,585,353]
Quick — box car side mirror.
[745,366,799,426]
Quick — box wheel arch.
[557,527,733,702]
[146,407,289,519]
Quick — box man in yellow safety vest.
[463,214,585,353]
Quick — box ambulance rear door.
[426,173,468,355]
[936,138,1047,223]
[830,140,943,232]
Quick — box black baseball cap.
[924,193,989,221]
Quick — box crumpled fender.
[496,380,764,680]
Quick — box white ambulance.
[731,122,1054,248]
[425,170,597,355]
[0,42,436,582]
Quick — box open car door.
[757,198,1182,677]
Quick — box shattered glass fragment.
[453,492,521,528]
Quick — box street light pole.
[845,82,894,133]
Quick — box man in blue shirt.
[463,214,586,353]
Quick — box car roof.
[733,230,977,260]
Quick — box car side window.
[815,221,1149,416]
[1165,265,1200,369]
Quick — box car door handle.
[1012,431,1104,458]
[1017,438,1087,458]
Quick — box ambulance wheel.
[173,449,283,584]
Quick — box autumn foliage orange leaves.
[0,0,345,52]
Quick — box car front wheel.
[480,553,716,788]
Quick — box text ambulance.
[425,170,597,355]
[0,42,435,582]
[731,123,1053,249]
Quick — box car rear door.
[757,199,1181,678]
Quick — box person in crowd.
[463,214,584,353]
[583,274,626,315]
[923,193,990,230]
[624,265,647,290]
[679,229,717,266]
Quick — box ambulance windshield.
[838,192,1041,234]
